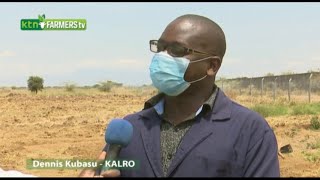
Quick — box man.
[79,14,280,177]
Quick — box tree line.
[26,76,123,94]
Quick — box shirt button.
[168,154,173,160]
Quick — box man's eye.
[157,45,164,52]
[169,46,186,57]
[156,42,166,52]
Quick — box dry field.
[0,87,319,177]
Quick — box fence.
[216,72,320,103]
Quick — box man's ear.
[207,58,221,76]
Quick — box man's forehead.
[163,20,199,35]
[158,15,226,58]
[160,20,201,47]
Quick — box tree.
[27,76,44,94]
[265,72,275,77]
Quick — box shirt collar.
[144,84,218,116]
[153,99,205,116]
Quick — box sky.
[0,2,319,87]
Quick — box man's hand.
[78,168,120,178]
[78,151,121,178]
[99,169,121,178]
[78,167,96,177]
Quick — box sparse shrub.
[302,150,320,163]
[284,128,298,138]
[310,116,320,130]
[306,140,320,150]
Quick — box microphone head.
[105,119,133,147]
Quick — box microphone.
[97,119,133,175]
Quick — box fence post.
[261,78,264,97]
[249,78,252,96]
[309,73,313,103]
[288,78,292,102]
[273,77,277,101]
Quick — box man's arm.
[243,130,280,177]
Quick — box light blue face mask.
[149,51,216,96]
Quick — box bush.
[82,86,91,89]
[98,82,112,92]
[97,80,122,92]
[65,83,76,92]
[107,80,122,87]
[310,116,320,130]
[27,76,44,94]
[92,84,100,89]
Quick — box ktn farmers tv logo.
[21,14,86,31]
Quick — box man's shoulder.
[231,100,270,125]
[122,108,154,125]
[228,100,273,138]
[230,101,262,120]
[215,89,269,129]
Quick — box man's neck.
[163,84,215,126]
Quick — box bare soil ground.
[0,87,319,177]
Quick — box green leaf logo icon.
[38,14,46,29]
[38,14,45,22]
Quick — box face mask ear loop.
[186,55,221,83]
[189,56,220,63]
[188,74,208,84]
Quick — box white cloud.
[0,50,15,57]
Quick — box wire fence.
[216,72,320,103]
